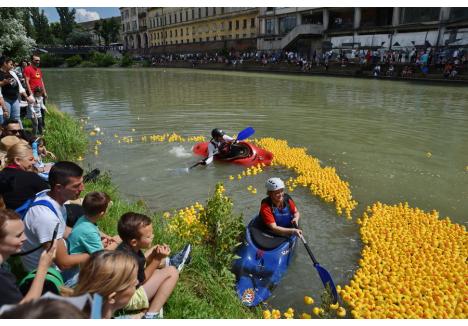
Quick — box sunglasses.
[8,129,22,134]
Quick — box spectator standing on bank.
[0,56,33,127]
[23,55,47,129]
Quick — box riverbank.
[44,104,261,319]
[150,61,468,85]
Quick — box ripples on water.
[45,68,468,309]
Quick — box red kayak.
[192,141,274,166]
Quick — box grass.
[45,104,261,319]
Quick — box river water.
[44,68,467,311]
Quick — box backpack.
[15,196,59,220]
[18,267,64,296]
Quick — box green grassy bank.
[45,104,261,318]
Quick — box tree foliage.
[94,17,120,46]
[0,8,36,59]
[30,8,52,45]
[66,29,93,46]
[56,7,76,41]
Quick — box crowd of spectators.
[0,53,192,319]
[146,46,467,79]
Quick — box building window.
[214,8,216,15]
[193,38,196,42]
[251,18,255,27]
[170,30,172,37]
[199,37,202,42]
[180,12,182,21]
[214,35,217,40]
[236,34,239,39]
[175,29,177,37]
[221,8,224,14]
[192,9,194,19]
[186,27,189,34]
[122,24,125,32]
[187,39,189,43]
[205,8,208,17]
[243,33,246,38]
[181,28,183,36]
[206,37,209,41]
[236,20,239,29]
[198,8,201,18]
[229,21,232,30]
[400,8,440,24]
[175,40,178,44]
[169,15,171,24]
[266,19,274,34]
[186,11,188,21]
[243,19,247,29]
[279,15,297,34]
[174,13,177,23]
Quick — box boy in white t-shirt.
[27,86,48,136]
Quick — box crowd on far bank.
[0,52,192,319]
[147,46,467,80]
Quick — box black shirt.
[0,265,23,308]
[0,70,20,101]
[0,167,50,210]
[116,242,146,285]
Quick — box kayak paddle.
[293,222,339,304]
[189,126,256,169]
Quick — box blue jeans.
[2,98,22,127]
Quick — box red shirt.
[260,197,297,225]
[23,65,44,92]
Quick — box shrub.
[90,51,116,67]
[120,53,133,67]
[40,53,65,67]
[79,60,96,67]
[65,54,82,67]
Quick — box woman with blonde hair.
[74,250,138,319]
[0,143,48,210]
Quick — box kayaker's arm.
[203,142,218,165]
[266,222,302,237]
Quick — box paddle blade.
[236,127,255,141]
[315,264,339,304]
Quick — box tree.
[93,21,102,46]
[93,18,121,46]
[30,8,52,45]
[66,30,93,46]
[22,8,35,39]
[0,8,36,59]
[56,7,76,41]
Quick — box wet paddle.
[189,126,256,169]
[293,222,339,304]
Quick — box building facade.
[120,7,468,55]
[258,7,468,53]
[120,7,148,50]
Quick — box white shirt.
[20,191,67,272]
[206,134,234,165]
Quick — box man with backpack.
[20,162,89,274]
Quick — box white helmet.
[265,177,285,191]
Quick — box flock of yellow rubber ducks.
[83,124,467,319]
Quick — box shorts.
[124,286,149,311]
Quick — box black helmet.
[211,128,224,138]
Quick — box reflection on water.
[44,68,468,309]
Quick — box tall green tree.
[30,8,52,45]
[0,8,36,59]
[56,7,76,42]
[100,17,120,46]
[22,8,35,39]
[93,21,103,46]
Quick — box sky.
[40,7,120,23]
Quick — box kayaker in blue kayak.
[259,177,302,237]
[200,128,234,165]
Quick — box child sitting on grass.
[62,191,120,286]
[116,212,191,319]
[30,137,55,175]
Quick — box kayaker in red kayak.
[200,128,235,165]
[259,177,302,237]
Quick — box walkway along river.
[44,68,468,312]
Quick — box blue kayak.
[232,216,297,306]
